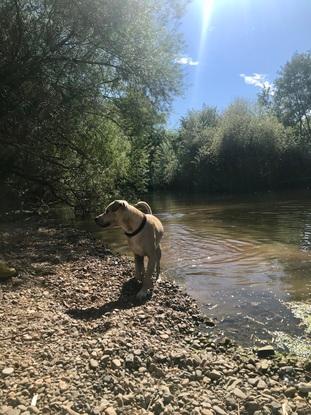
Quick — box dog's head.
[95,200,129,228]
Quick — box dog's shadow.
[66,278,150,321]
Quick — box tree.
[0,0,186,210]
[273,52,311,143]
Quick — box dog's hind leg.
[134,255,144,283]
[155,245,161,281]
[136,255,155,301]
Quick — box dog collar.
[124,215,147,238]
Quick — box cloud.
[240,73,275,94]
[175,56,199,66]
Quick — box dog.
[95,200,163,300]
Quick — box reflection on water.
[63,191,311,344]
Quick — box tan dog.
[95,200,163,300]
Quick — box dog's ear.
[109,200,127,212]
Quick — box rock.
[59,380,69,391]
[256,345,275,358]
[206,369,222,381]
[212,405,227,415]
[0,261,17,279]
[256,379,267,390]
[2,367,14,376]
[245,401,261,413]
[248,377,259,386]
[285,386,296,398]
[268,401,282,414]
[195,369,203,379]
[232,387,247,400]
[89,359,99,369]
[279,366,295,376]
[149,363,165,378]
[4,408,21,415]
[111,359,122,369]
[104,408,117,415]
[297,382,311,394]
[153,399,165,415]
[62,406,81,415]
[125,354,134,368]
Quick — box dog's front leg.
[136,254,155,301]
[134,254,144,283]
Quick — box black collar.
[124,215,147,238]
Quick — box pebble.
[285,386,296,398]
[232,387,247,400]
[2,367,14,376]
[0,224,310,415]
[89,359,99,369]
[256,379,267,390]
[111,359,122,369]
[297,382,311,394]
[256,345,275,358]
[213,405,227,415]
[104,407,117,415]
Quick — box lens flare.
[200,0,214,52]
[192,0,215,105]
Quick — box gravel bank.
[0,221,310,415]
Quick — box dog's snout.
[94,216,99,223]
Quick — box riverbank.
[0,219,310,415]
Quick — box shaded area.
[66,278,146,320]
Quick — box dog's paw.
[136,288,150,302]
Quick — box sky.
[169,0,311,127]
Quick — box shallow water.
[72,190,311,346]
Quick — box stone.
[256,379,267,390]
[111,359,122,369]
[89,359,99,369]
[256,345,275,358]
[153,399,165,415]
[232,388,247,400]
[2,367,14,376]
[268,401,282,414]
[212,405,227,415]
[59,380,69,391]
[285,386,296,398]
[149,363,165,378]
[245,401,261,413]
[248,377,259,386]
[297,382,311,394]
[206,369,222,381]
[0,261,17,279]
[104,408,117,415]
[4,408,21,415]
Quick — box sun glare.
[199,0,214,56]
[191,0,214,105]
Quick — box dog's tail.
[134,201,152,214]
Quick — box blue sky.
[169,0,311,127]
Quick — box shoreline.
[0,220,310,414]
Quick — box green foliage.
[0,0,186,211]
[152,131,179,187]
[152,99,311,193]
[273,52,311,143]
